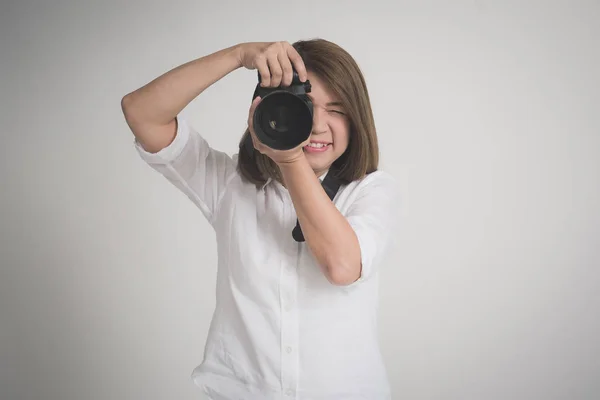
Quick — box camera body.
[250,70,313,151]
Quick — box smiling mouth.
[305,142,331,149]
[303,142,331,153]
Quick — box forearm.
[278,156,361,285]
[121,44,243,126]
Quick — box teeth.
[307,143,328,148]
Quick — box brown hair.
[236,38,379,187]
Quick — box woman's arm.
[278,155,362,286]
[121,44,243,154]
[122,41,307,155]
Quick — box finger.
[278,51,294,87]
[286,45,308,82]
[249,123,259,151]
[247,96,262,132]
[250,95,261,114]
[250,127,262,153]
[251,132,258,150]
[267,55,283,88]
[255,56,270,87]
[298,136,311,151]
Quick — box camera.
[251,69,313,150]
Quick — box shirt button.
[286,389,293,396]
[286,346,292,354]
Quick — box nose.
[311,106,327,135]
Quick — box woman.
[121,39,397,400]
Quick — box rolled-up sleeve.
[344,171,399,285]
[134,116,237,225]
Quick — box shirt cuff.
[134,116,190,165]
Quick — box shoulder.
[344,169,398,198]
[359,169,396,187]
[335,169,398,216]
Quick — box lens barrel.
[252,70,313,150]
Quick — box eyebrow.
[307,94,344,107]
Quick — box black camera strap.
[292,169,342,242]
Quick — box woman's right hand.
[237,41,308,88]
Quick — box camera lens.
[254,91,312,150]
[263,105,291,134]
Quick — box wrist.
[275,151,307,168]
[230,43,244,69]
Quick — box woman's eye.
[328,110,345,116]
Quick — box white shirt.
[134,116,398,400]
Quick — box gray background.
[1,0,599,399]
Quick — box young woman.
[122,39,397,400]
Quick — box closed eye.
[328,110,346,116]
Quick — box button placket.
[280,203,300,398]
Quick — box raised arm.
[121,42,307,224]
[120,44,243,153]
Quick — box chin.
[305,157,324,169]
[310,161,333,174]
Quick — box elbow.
[121,92,146,122]
[321,242,362,286]
[325,261,361,286]
[121,94,135,119]
[121,93,145,130]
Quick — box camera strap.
[292,169,342,242]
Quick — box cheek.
[332,125,350,152]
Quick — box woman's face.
[302,71,350,177]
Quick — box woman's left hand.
[247,96,309,165]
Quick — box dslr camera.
[245,69,313,154]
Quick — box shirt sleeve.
[133,115,237,225]
[344,170,399,286]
